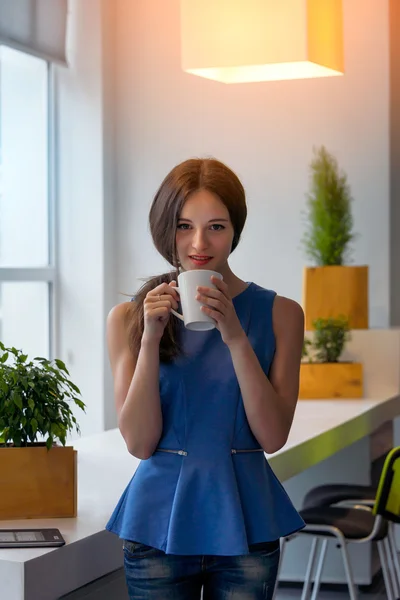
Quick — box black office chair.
[300,457,400,598]
[274,446,400,600]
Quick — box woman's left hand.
[196,276,246,347]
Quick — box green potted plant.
[0,341,85,519]
[300,317,363,399]
[301,145,368,330]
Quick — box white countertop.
[1,393,399,598]
[271,393,400,480]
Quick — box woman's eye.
[177,223,225,231]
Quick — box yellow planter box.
[0,445,77,519]
[303,265,369,330]
[299,362,363,399]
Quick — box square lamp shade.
[180,0,344,83]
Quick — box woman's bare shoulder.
[108,301,135,322]
[273,295,304,331]
[107,301,136,340]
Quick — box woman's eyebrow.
[177,218,229,223]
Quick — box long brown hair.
[127,158,247,362]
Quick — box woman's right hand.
[142,281,180,341]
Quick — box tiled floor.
[276,592,386,599]
[274,550,400,598]
[276,591,386,599]
[275,582,386,599]
[274,548,400,599]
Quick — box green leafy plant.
[302,338,313,360]
[302,146,355,266]
[302,317,350,363]
[0,342,85,449]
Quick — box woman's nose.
[192,230,208,251]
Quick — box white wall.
[114,0,390,328]
[390,0,400,326]
[53,0,391,438]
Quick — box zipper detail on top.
[157,448,188,456]
[231,448,264,454]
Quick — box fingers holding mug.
[149,293,178,310]
[143,282,181,339]
[145,282,179,310]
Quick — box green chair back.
[373,446,400,523]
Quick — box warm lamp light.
[180,0,344,84]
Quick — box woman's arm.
[197,278,304,454]
[107,281,179,459]
[227,296,304,454]
[107,303,163,459]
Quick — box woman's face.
[176,189,235,273]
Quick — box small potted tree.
[301,145,368,330]
[0,342,85,519]
[299,317,363,399]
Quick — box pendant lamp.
[180,0,344,83]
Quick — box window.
[0,46,56,359]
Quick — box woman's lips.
[189,255,213,266]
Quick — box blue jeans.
[123,540,280,599]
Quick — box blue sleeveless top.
[106,283,305,555]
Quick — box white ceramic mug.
[170,269,223,331]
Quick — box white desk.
[1,393,399,600]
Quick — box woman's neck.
[218,265,248,299]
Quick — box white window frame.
[0,58,58,359]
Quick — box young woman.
[106,158,305,599]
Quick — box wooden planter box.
[299,362,363,399]
[0,445,77,519]
[303,265,369,330]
